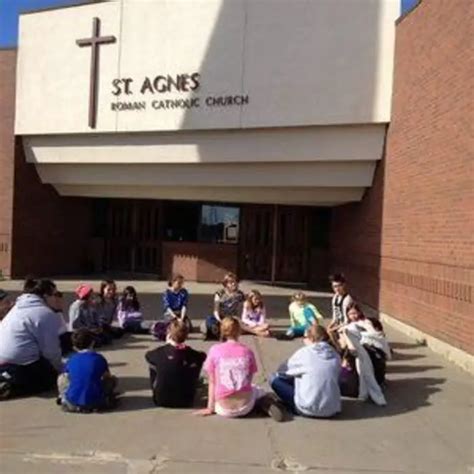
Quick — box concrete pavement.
[0,281,472,473]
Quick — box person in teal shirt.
[285,292,323,339]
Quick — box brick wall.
[162,241,238,283]
[330,0,474,353]
[10,140,94,277]
[0,50,16,277]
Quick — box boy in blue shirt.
[57,329,118,413]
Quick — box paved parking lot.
[0,280,472,473]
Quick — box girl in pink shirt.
[241,290,270,337]
[194,317,285,421]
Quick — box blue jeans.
[286,325,306,337]
[270,373,296,412]
[203,315,221,340]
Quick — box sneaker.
[267,399,287,422]
[0,380,12,401]
[258,393,287,422]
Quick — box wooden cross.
[76,17,116,129]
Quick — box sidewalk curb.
[379,311,474,375]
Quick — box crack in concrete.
[2,448,435,473]
[22,450,169,473]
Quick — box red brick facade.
[0,50,16,278]
[331,0,474,354]
[162,241,238,283]
[10,140,94,276]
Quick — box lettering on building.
[110,74,249,112]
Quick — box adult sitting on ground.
[47,290,74,355]
[0,279,63,400]
[145,319,206,408]
[270,325,342,418]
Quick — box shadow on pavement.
[391,351,426,362]
[337,376,445,420]
[108,361,128,368]
[390,341,424,350]
[113,395,155,412]
[387,364,443,374]
[118,376,151,392]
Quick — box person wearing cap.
[0,289,13,322]
[69,285,110,346]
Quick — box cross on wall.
[76,17,116,129]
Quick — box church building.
[0,0,472,360]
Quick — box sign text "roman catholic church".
[110,74,249,112]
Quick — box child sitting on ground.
[336,303,387,405]
[145,319,206,408]
[117,286,149,334]
[241,290,270,337]
[283,292,323,339]
[162,274,192,332]
[57,329,118,413]
[97,279,124,339]
[152,275,190,341]
[270,325,342,418]
[194,317,286,421]
[69,285,110,346]
[328,273,353,331]
[201,273,245,340]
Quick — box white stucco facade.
[15,0,399,205]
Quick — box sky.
[0,0,85,47]
[0,0,420,48]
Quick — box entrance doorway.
[100,199,323,284]
[239,205,310,283]
[105,200,162,274]
[239,205,274,280]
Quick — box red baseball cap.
[75,284,93,300]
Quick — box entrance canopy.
[15,0,398,206]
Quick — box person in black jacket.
[145,319,206,408]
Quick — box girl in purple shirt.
[241,290,270,337]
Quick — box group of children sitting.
[0,272,391,420]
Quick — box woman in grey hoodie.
[270,325,341,418]
[0,279,63,399]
